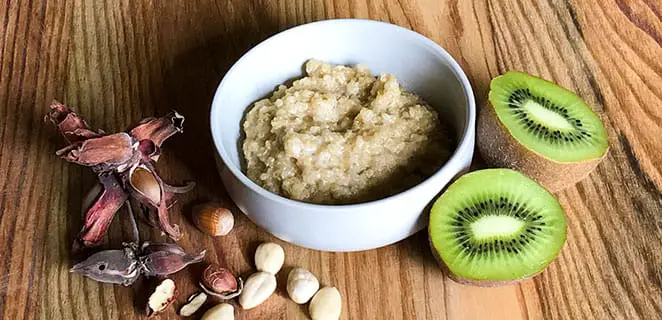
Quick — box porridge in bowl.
[241,60,452,204]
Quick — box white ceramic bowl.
[210,19,475,251]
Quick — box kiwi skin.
[477,102,607,193]
[427,232,543,287]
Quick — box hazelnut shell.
[193,203,234,236]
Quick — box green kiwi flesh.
[429,169,567,284]
[489,71,608,163]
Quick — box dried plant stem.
[126,201,140,244]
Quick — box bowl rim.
[210,18,476,210]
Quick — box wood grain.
[0,0,660,319]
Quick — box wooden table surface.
[1,0,661,319]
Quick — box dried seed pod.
[131,110,184,163]
[193,203,234,236]
[238,272,277,310]
[200,264,243,299]
[72,241,205,286]
[140,242,205,277]
[141,242,187,255]
[75,174,128,249]
[130,111,184,162]
[286,267,320,304]
[146,278,177,317]
[128,162,182,240]
[179,292,208,317]
[201,303,234,320]
[46,101,101,143]
[309,287,342,320]
[254,242,285,274]
[70,247,140,286]
[56,133,137,172]
[46,102,193,250]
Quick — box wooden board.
[0,0,660,319]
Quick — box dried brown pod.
[69,246,140,286]
[56,133,136,172]
[45,101,102,143]
[131,111,184,162]
[45,101,194,249]
[70,205,205,286]
[140,242,206,277]
[76,174,128,248]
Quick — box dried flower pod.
[75,174,128,249]
[72,241,205,286]
[131,111,184,162]
[56,133,137,173]
[45,101,101,143]
[146,278,177,317]
[46,102,193,249]
[140,242,206,277]
[70,247,140,286]
[127,162,182,240]
[193,203,234,236]
[141,242,187,256]
[200,264,243,299]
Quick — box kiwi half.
[477,71,608,192]
[429,169,567,286]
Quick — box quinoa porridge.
[241,60,452,204]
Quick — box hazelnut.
[193,203,234,236]
[200,264,243,299]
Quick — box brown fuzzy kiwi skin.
[427,233,539,287]
[477,102,607,192]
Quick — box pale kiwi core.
[521,100,574,131]
[470,216,525,240]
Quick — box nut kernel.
[286,268,319,304]
[238,271,277,310]
[146,278,177,317]
[309,287,342,320]
[179,292,207,317]
[201,303,234,320]
[254,242,284,274]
